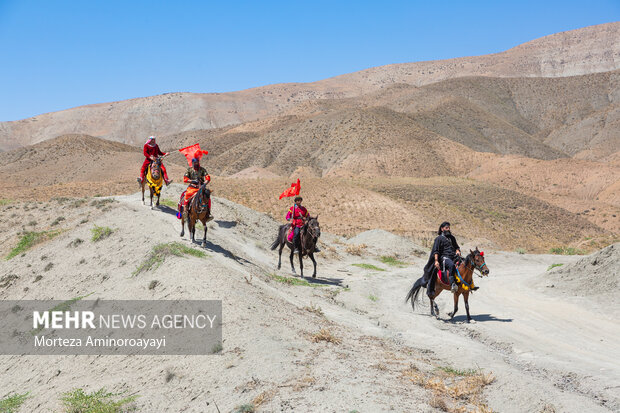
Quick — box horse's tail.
[405,276,426,312]
[270,225,285,250]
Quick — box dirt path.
[1,188,618,412]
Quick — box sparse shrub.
[71,199,87,208]
[549,247,586,255]
[69,238,84,248]
[60,388,138,413]
[267,273,315,287]
[368,294,378,302]
[233,404,255,413]
[0,392,30,413]
[51,216,65,226]
[159,199,177,208]
[0,274,19,288]
[133,242,206,276]
[90,198,116,210]
[148,280,159,290]
[91,226,113,242]
[437,366,477,376]
[211,343,223,354]
[6,230,61,260]
[547,263,563,271]
[379,255,407,267]
[352,263,385,271]
[515,248,527,254]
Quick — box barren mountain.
[1,22,618,150]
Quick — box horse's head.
[305,215,321,239]
[150,156,162,179]
[470,247,489,276]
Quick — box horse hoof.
[312,274,316,278]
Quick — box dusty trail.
[1,188,617,412]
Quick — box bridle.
[304,219,320,241]
[463,252,488,276]
[193,183,210,214]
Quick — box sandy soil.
[1,188,618,412]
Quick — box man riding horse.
[178,157,212,221]
[138,136,172,186]
[423,221,462,295]
[286,196,309,253]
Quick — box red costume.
[286,205,308,228]
[139,137,170,182]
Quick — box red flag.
[179,143,209,166]
[279,179,300,199]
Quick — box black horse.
[270,216,321,278]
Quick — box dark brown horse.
[180,182,212,246]
[270,216,321,278]
[140,156,164,209]
[406,248,489,323]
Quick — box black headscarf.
[437,221,450,235]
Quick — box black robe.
[422,233,460,281]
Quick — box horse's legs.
[277,243,284,270]
[156,192,160,207]
[309,252,317,278]
[298,250,304,278]
[202,219,208,247]
[448,292,459,319]
[289,249,296,274]
[190,220,196,243]
[180,214,185,237]
[430,298,439,318]
[141,183,145,205]
[463,291,471,323]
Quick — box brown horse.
[140,156,164,209]
[406,248,489,323]
[180,182,212,246]
[270,216,321,278]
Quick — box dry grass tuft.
[303,303,325,317]
[345,243,367,256]
[402,365,495,413]
[252,389,276,407]
[429,394,449,411]
[310,328,341,344]
[292,376,316,392]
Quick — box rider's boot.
[165,178,173,186]
[449,274,458,293]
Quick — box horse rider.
[138,136,172,185]
[423,221,462,295]
[179,157,212,220]
[286,196,311,253]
